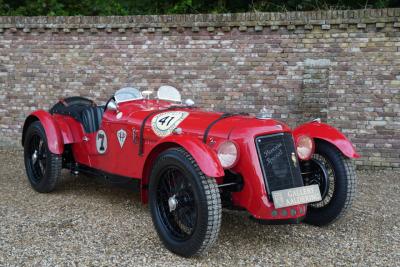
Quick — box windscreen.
[114,87,143,103]
[157,85,182,102]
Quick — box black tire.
[23,121,62,193]
[303,140,356,226]
[149,147,221,257]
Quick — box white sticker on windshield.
[151,111,189,137]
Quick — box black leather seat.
[81,106,104,133]
[50,97,104,133]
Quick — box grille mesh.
[255,133,303,194]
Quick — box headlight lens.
[296,135,314,160]
[217,141,239,169]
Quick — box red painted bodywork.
[22,98,359,221]
[22,110,65,154]
[293,122,360,158]
[148,135,225,178]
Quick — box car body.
[22,86,359,256]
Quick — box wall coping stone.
[0,8,398,33]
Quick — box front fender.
[293,122,360,158]
[22,110,64,154]
[146,135,225,178]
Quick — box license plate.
[271,184,322,209]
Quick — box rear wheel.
[24,121,61,193]
[302,141,356,226]
[149,148,221,257]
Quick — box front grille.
[255,133,303,196]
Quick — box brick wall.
[0,9,399,168]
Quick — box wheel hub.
[168,195,178,212]
[309,158,330,199]
[32,150,38,163]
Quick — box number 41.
[158,116,175,126]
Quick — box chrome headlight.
[217,141,239,169]
[296,135,314,160]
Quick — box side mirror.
[107,100,118,112]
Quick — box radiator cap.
[256,106,271,119]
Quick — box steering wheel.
[104,96,116,112]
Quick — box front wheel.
[149,148,222,257]
[301,141,356,226]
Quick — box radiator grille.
[255,133,303,195]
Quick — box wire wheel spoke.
[174,206,195,235]
[28,133,47,182]
[309,154,335,208]
[156,167,197,240]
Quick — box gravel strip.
[0,149,399,266]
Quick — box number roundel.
[96,130,108,154]
[151,111,189,137]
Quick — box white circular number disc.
[151,111,189,137]
[96,130,108,154]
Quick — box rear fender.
[140,135,224,203]
[22,110,64,154]
[293,122,360,158]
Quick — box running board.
[75,164,140,191]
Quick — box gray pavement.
[0,149,399,266]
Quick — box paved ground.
[0,149,399,266]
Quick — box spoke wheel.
[303,154,335,208]
[27,133,47,183]
[302,140,356,226]
[157,167,197,240]
[24,121,61,193]
[149,148,221,257]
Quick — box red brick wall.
[0,9,399,168]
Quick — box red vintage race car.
[22,86,359,257]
